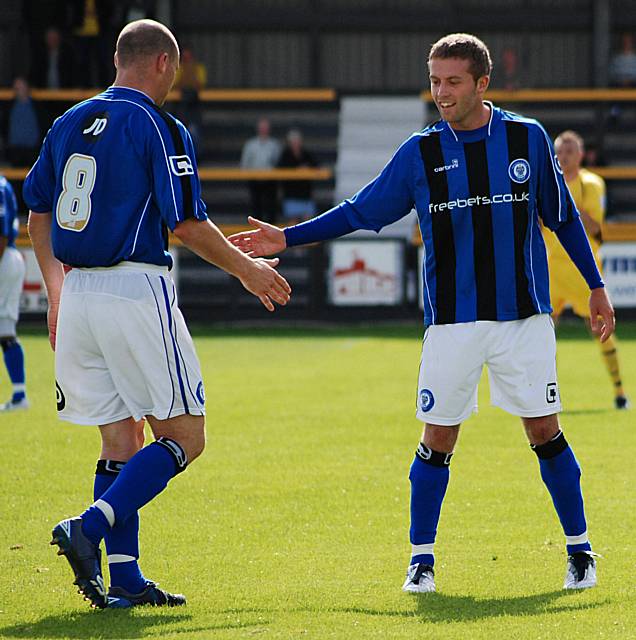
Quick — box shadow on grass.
[561,408,610,416]
[337,589,608,623]
[0,610,269,639]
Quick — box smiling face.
[428,56,490,130]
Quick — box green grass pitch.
[0,323,634,639]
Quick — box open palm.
[228,216,287,257]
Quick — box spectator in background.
[68,0,116,87]
[5,77,42,167]
[277,129,317,224]
[174,45,207,158]
[240,118,281,224]
[609,33,636,87]
[500,46,522,91]
[30,27,76,90]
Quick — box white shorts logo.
[169,155,194,176]
[509,158,531,184]
[419,388,435,412]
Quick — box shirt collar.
[443,101,501,142]
[106,85,155,104]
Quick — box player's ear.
[476,74,490,94]
[113,51,119,70]
[156,52,169,74]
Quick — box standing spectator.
[174,46,207,158]
[5,77,42,167]
[240,118,281,224]
[277,129,317,224]
[500,46,522,90]
[30,27,76,90]
[609,33,636,87]
[67,0,116,87]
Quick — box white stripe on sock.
[108,554,136,564]
[411,543,435,556]
[12,384,25,392]
[566,531,589,545]
[94,499,115,527]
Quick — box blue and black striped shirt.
[323,104,578,325]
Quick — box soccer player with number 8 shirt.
[24,19,290,609]
[229,33,615,593]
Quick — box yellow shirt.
[543,168,606,261]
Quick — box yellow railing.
[421,88,636,102]
[0,88,337,102]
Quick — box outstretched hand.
[239,256,291,312]
[589,287,615,342]
[228,216,287,257]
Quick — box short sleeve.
[23,128,56,213]
[584,176,605,225]
[534,124,579,231]
[342,136,416,232]
[147,113,208,230]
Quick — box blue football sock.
[81,438,187,546]
[532,431,592,554]
[94,460,147,593]
[409,443,452,567]
[2,338,25,402]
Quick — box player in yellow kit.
[544,130,629,409]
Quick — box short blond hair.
[555,130,584,152]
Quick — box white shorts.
[0,247,26,335]
[55,262,205,425]
[416,314,561,425]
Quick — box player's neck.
[449,102,491,132]
[563,167,580,183]
[113,74,158,104]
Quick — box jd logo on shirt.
[82,113,109,140]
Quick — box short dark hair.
[116,19,179,68]
[428,33,492,81]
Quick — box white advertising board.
[328,240,404,306]
[600,242,636,308]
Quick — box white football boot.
[402,563,436,593]
[563,551,598,589]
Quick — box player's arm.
[150,120,290,311]
[0,235,6,261]
[27,212,65,350]
[173,218,290,312]
[535,126,614,340]
[229,136,417,256]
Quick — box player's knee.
[523,414,560,446]
[0,336,18,352]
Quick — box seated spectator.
[174,45,207,158]
[277,129,317,224]
[609,33,636,87]
[5,77,42,167]
[240,118,281,224]
[500,46,522,91]
[30,27,75,89]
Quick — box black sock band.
[0,337,17,352]
[416,443,453,467]
[155,437,188,473]
[96,459,126,476]
[531,430,569,459]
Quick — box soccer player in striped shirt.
[24,19,290,609]
[229,33,615,593]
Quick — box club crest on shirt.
[419,388,435,412]
[508,158,531,184]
